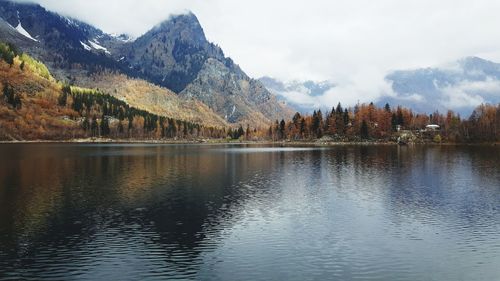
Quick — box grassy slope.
[76,72,229,128]
[0,57,85,140]
[0,50,227,141]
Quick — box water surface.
[0,144,499,280]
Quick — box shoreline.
[0,138,497,146]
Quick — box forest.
[1,41,499,143]
[262,102,500,143]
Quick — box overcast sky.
[16,0,500,109]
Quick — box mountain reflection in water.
[0,144,499,281]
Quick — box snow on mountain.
[12,11,38,42]
[14,22,37,41]
[110,33,135,43]
[88,40,110,54]
[80,41,91,51]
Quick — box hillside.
[74,72,229,128]
[0,43,226,141]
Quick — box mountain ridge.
[0,0,293,126]
[383,56,500,115]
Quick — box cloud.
[277,90,318,108]
[322,68,396,107]
[455,77,500,94]
[438,78,500,109]
[12,0,500,111]
[271,67,396,110]
[440,87,485,109]
[390,93,425,103]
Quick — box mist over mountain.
[382,56,500,116]
[259,76,335,113]
[260,57,500,117]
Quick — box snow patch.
[15,11,38,42]
[63,16,80,28]
[110,33,136,43]
[15,23,38,42]
[80,41,92,51]
[15,11,39,42]
[88,41,111,54]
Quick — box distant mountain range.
[259,76,335,113]
[0,0,293,126]
[383,56,500,115]
[260,57,500,116]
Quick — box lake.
[0,144,499,280]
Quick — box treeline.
[263,102,500,143]
[2,41,499,142]
[1,41,229,140]
[59,86,227,139]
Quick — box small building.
[425,124,440,131]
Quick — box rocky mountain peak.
[143,12,206,47]
[458,56,500,75]
[0,2,294,125]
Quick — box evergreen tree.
[82,116,90,132]
[118,121,124,134]
[360,120,369,139]
[279,119,286,139]
[343,108,350,127]
[384,103,391,112]
[396,107,404,126]
[13,94,21,109]
[391,113,398,131]
[312,110,323,138]
[237,125,245,139]
[91,116,99,137]
[2,83,20,108]
[100,115,110,136]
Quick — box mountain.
[383,57,500,115]
[0,0,129,76]
[259,76,335,113]
[74,72,228,127]
[0,42,228,140]
[0,0,293,126]
[124,13,293,124]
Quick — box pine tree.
[279,119,286,139]
[384,103,391,112]
[391,112,398,131]
[82,116,90,132]
[3,83,18,108]
[91,116,99,137]
[118,121,124,134]
[13,94,21,109]
[237,125,245,139]
[100,115,110,136]
[360,120,369,139]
